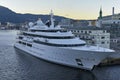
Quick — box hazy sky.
[0,0,120,19]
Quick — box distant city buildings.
[95,7,116,28]
[59,19,73,27]
[72,20,89,27]
[96,7,120,28]
[0,22,20,30]
[6,22,16,27]
[59,19,96,27]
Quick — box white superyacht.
[14,11,115,70]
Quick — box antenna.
[50,10,54,28]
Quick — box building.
[59,19,91,27]
[63,26,110,48]
[110,37,120,50]
[96,7,120,38]
[72,20,89,27]
[0,22,7,29]
[59,19,73,27]
[88,20,96,26]
[97,7,120,28]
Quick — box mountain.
[0,6,70,23]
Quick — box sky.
[0,0,120,19]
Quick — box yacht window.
[19,36,23,39]
[23,32,75,39]
[19,41,21,44]
[34,40,86,47]
[27,43,32,47]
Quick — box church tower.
[96,7,103,27]
[98,7,102,19]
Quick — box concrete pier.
[99,53,120,66]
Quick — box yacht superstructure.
[14,11,115,70]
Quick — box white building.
[7,22,16,27]
[64,26,110,48]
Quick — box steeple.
[98,7,102,19]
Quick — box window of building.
[89,31,91,33]
[85,31,87,34]
[103,30,106,33]
[92,41,95,44]
[81,31,83,33]
[86,36,88,39]
[101,42,105,44]
[101,36,105,39]
[82,36,85,39]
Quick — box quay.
[99,53,120,66]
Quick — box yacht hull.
[14,43,114,70]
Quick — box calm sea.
[0,30,120,80]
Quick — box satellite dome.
[37,18,44,25]
[29,22,34,27]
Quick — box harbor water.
[0,30,120,80]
